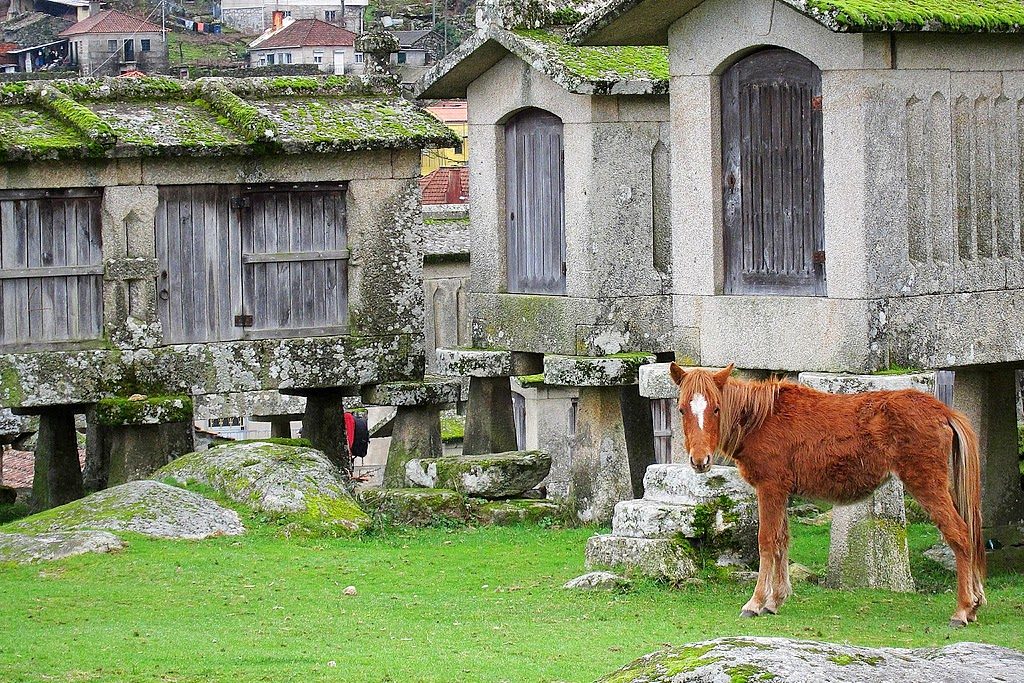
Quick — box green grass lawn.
[167,32,251,65]
[1,516,1022,683]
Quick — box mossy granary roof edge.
[0,75,457,163]
[570,0,1024,45]
[418,23,668,99]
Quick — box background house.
[420,99,467,175]
[221,0,368,36]
[60,8,167,76]
[248,16,356,72]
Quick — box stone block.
[642,464,755,507]
[584,534,698,582]
[544,354,656,387]
[826,477,914,592]
[361,379,462,407]
[612,499,698,538]
[106,421,194,487]
[474,499,561,525]
[302,389,352,474]
[0,409,31,443]
[799,371,935,394]
[435,347,541,377]
[562,571,629,590]
[95,395,193,427]
[356,487,470,526]
[405,450,551,499]
[31,409,84,512]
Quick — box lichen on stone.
[95,394,194,427]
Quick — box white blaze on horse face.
[690,393,709,430]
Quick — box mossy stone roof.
[0,75,457,163]
[419,24,669,99]
[572,0,1024,46]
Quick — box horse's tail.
[948,410,986,580]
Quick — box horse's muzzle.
[689,457,712,474]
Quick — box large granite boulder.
[596,637,1024,682]
[156,442,370,533]
[0,530,125,564]
[357,487,471,526]
[8,480,243,540]
[405,450,551,499]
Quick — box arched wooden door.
[505,109,566,295]
[721,48,825,296]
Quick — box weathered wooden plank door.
[240,183,349,337]
[156,185,243,344]
[0,189,103,348]
[721,48,826,296]
[505,109,566,295]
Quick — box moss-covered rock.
[474,498,561,525]
[595,637,1024,682]
[406,450,552,499]
[95,394,193,427]
[0,530,125,564]
[356,487,471,526]
[155,442,370,534]
[7,480,243,540]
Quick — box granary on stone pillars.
[0,75,459,510]
[420,0,675,521]
[573,0,1024,543]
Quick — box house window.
[354,53,363,63]
[141,39,151,52]
[107,39,117,52]
[282,10,291,16]
[396,51,406,64]
[324,10,336,21]
[452,139,463,155]
[283,53,293,64]
[313,51,323,64]
[266,53,275,65]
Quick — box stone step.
[584,534,698,582]
[642,463,754,506]
[611,499,700,538]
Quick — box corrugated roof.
[420,166,469,205]
[59,9,163,37]
[252,18,356,49]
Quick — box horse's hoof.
[948,618,968,629]
[739,610,759,619]
[758,607,778,617]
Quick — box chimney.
[89,0,101,16]
[272,10,284,29]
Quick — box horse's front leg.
[740,487,787,618]
[761,511,791,615]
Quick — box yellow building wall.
[421,121,469,176]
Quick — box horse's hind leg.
[900,475,977,627]
[761,513,791,615]
[741,487,787,618]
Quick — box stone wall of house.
[466,54,673,356]
[0,149,426,415]
[664,0,1024,373]
[78,31,168,77]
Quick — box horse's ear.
[713,364,734,389]
[669,362,687,386]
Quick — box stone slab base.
[357,488,471,526]
[642,464,755,507]
[544,354,655,387]
[612,499,700,538]
[405,450,551,499]
[475,499,561,526]
[585,534,698,582]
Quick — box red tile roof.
[255,19,356,49]
[425,100,467,124]
[1,449,85,490]
[59,9,163,37]
[420,166,469,205]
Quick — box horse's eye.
[713,407,720,415]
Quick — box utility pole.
[161,0,166,41]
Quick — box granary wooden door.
[505,109,566,295]
[721,48,826,296]
[156,184,244,344]
[239,183,349,337]
[0,189,103,349]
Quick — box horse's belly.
[794,465,891,505]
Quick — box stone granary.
[0,74,457,510]
[420,1,674,521]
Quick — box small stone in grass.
[343,586,357,596]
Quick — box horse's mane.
[682,371,782,459]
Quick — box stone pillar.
[546,354,657,524]
[97,396,195,487]
[800,371,932,592]
[83,406,109,493]
[950,364,1024,528]
[301,390,351,474]
[515,378,578,499]
[825,477,915,591]
[435,348,541,457]
[269,419,292,439]
[362,379,462,488]
[32,407,84,511]
[464,377,517,455]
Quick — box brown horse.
[669,363,986,628]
